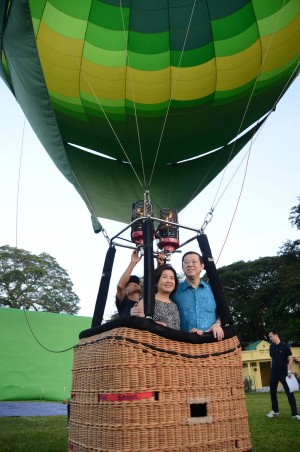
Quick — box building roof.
[244,341,270,351]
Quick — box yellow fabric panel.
[170,60,216,101]
[36,23,83,97]
[80,59,126,100]
[260,15,300,72]
[125,67,170,104]
[215,41,261,91]
[37,23,83,62]
[124,60,216,103]
[39,59,80,97]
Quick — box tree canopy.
[0,245,80,314]
[219,197,300,344]
[218,255,300,344]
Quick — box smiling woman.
[153,264,180,329]
[130,264,180,330]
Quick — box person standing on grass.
[267,329,300,420]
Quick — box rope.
[81,71,145,189]
[119,0,146,187]
[180,0,298,220]
[23,309,76,353]
[148,0,198,186]
[46,2,145,197]
[207,0,290,212]
[15,117,26,248]
[215,128,255,265]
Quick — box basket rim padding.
[79,317,237,344]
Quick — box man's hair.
[154,264,179,296]
[126,275,140,286]
[182,251,204,265]
[269,329,279,336]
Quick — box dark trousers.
[270,374,298,416]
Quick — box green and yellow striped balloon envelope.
[1,0,299,222]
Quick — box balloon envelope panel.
[1,0,299,222]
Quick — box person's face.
[182,253,204,278]
[157,269,175,294]
[268,332,278,343]
[126,282,141,296]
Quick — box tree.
[288,196,300,230]
[218,255,300,344]
[278,197,300,257]
[217,197,300,344]
[0,245,80,314]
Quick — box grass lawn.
[246,391,300,451]
[0,392,299,451]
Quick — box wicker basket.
[68,322,251,451]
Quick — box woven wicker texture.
[68,328,251,451]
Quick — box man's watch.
[214,321,221,326]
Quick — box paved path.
[0,402,68,417]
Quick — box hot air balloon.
[1,0,299,223]
[1,1,300,451]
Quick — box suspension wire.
[23,309,76,353]
[15,117,26,248]
[81,71,144,189]
[180,0,295,222]
[214,128,255,265]
[44,3,149,241]
[46,3,145,214]
[207,0,289,211]
[214,60,300,262]
[148,0,197,187]
[119,1,146,187]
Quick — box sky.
[0,76,299,321]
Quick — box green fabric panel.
[90,0,129,30]
[212,2,255,41]
[0,0,10,86]
[207,0,250,20]
[254,0,299,35]
[1,0,90,213]
[28,0,47,20]
[46,0,91,19]
[65,120,265,222]
[252,0,294,20]
[0,308,91,401]
[83,42,127,66]
[42,2,87,39]
[128,31,169,55]
[214,23,258,56]
[129,6,169,35]
[86,23,126,51]
[127,49,170,71]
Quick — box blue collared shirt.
[172,279,217,332]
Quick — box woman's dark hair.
[154,264,179,296]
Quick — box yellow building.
[242,341,300,390]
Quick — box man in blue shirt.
[172,251,224,340]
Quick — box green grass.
[0,392,299,451]
[0,416,68,452]
[246,391,300,451]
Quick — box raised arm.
[116,250,142,302]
